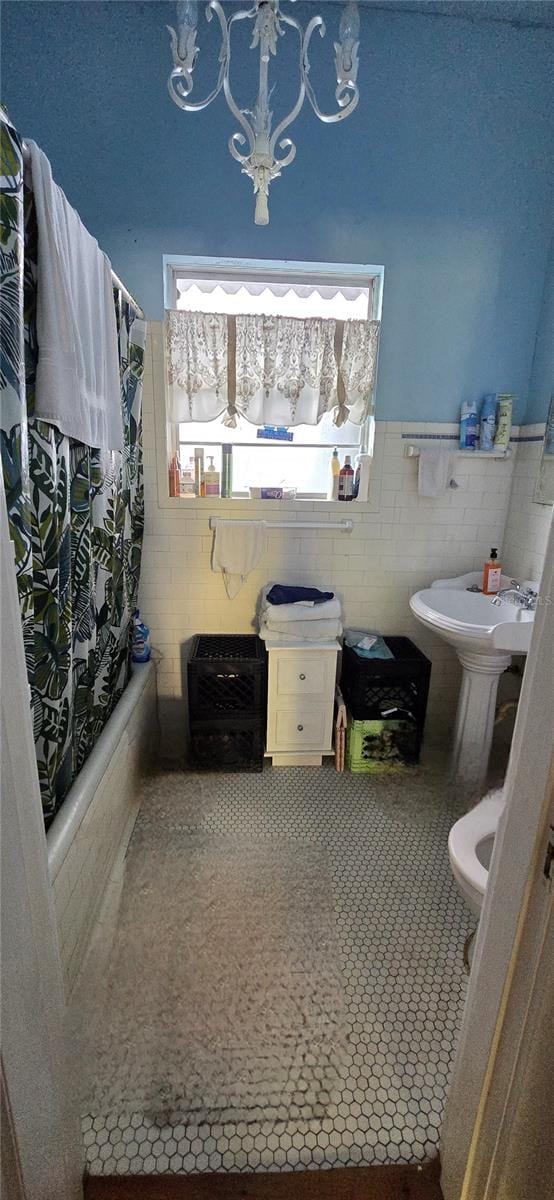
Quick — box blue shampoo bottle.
[460,400,478,449]
[480,394,498,451]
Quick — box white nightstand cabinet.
[264,639,340,766]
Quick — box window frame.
[160,255,384,504]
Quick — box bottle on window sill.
[169,453,181,497]
[181,457,195,497]
[353,453,371,502]
[328,447,340,500]
[204,455,220,497]
[221,444,233,498]
[194,447,204,497]
[338,455,354,501]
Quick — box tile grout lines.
[82,761,473,1176]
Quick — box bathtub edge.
[46,660,156,883]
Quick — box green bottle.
[221,444,233,498]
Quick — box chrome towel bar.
[209,518,353,531]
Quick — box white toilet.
[448,789,505,918]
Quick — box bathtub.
[47,661,158,995]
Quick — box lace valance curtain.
[166,311,380,428]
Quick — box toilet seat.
[448,791,505,917]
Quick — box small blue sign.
[256,425,294,442]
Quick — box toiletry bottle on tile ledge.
[459,400,478,449]
[338,455,354,501]
[483,548,502,595]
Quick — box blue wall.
[527,238,553,425]
[2,1,552,422]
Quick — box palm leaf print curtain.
[1,112,146,825]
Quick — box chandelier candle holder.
[167,0,360,224]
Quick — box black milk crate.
[190,716,264,772]
[188,634,267,719]
[341,636,431,743]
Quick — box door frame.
[0,481,83,1200]
[440,510,554,1199]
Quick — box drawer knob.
[299,673,306,680]
[297,724,304,731]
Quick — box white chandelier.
[167,0,360,225]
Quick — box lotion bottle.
[204,455,220,497]
[482,548,502,595]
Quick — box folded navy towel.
[266,584,335,606]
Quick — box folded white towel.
[418,447,456,498]
[212,520,266,599]
[262,617,342,641]
[261,597,342,623]
[28,141,123,452]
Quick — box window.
[163,256,383,500]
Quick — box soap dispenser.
[204,455,220,497]
[482,548,502,595]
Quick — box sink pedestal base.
[451,650,512,792]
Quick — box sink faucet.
[491,580,538,610]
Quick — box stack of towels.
[259,584,342,643]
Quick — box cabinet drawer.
[274,707,327,748]
[275,653,332,697]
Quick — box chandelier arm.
[166,0,228,113]
[227,3,259,28]
[302,14,360,125]
[271,138,296,172]
[222,16,256,161]
[268,14,305,161]
[228,131,252,166]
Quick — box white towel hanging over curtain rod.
[209,518,353,532]
[20,139,145,318]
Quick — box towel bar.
[404,444,511,459]
[209,518,353,531]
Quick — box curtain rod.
[21,140,145,319]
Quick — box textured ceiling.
[358,1,554,29]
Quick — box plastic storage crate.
[188,634,266,717]
[190,717,264,772]
[188,635,267,771]
[341,636,431,741]
[346,717,419,774]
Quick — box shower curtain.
[1,112,146,824]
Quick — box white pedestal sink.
[410,572,536,791]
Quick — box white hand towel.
[262,617,343,641]
[28,141,123,451]
[261,597,342,623]
[212,520,266,599]
[418,447,456,497]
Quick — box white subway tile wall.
[140,326,551,759]
[50,672,158,994]
[503,424,552,583]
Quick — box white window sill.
[156,493,379,513]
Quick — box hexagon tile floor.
[80,759,473,1176]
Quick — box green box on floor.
[346,717,418,774]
